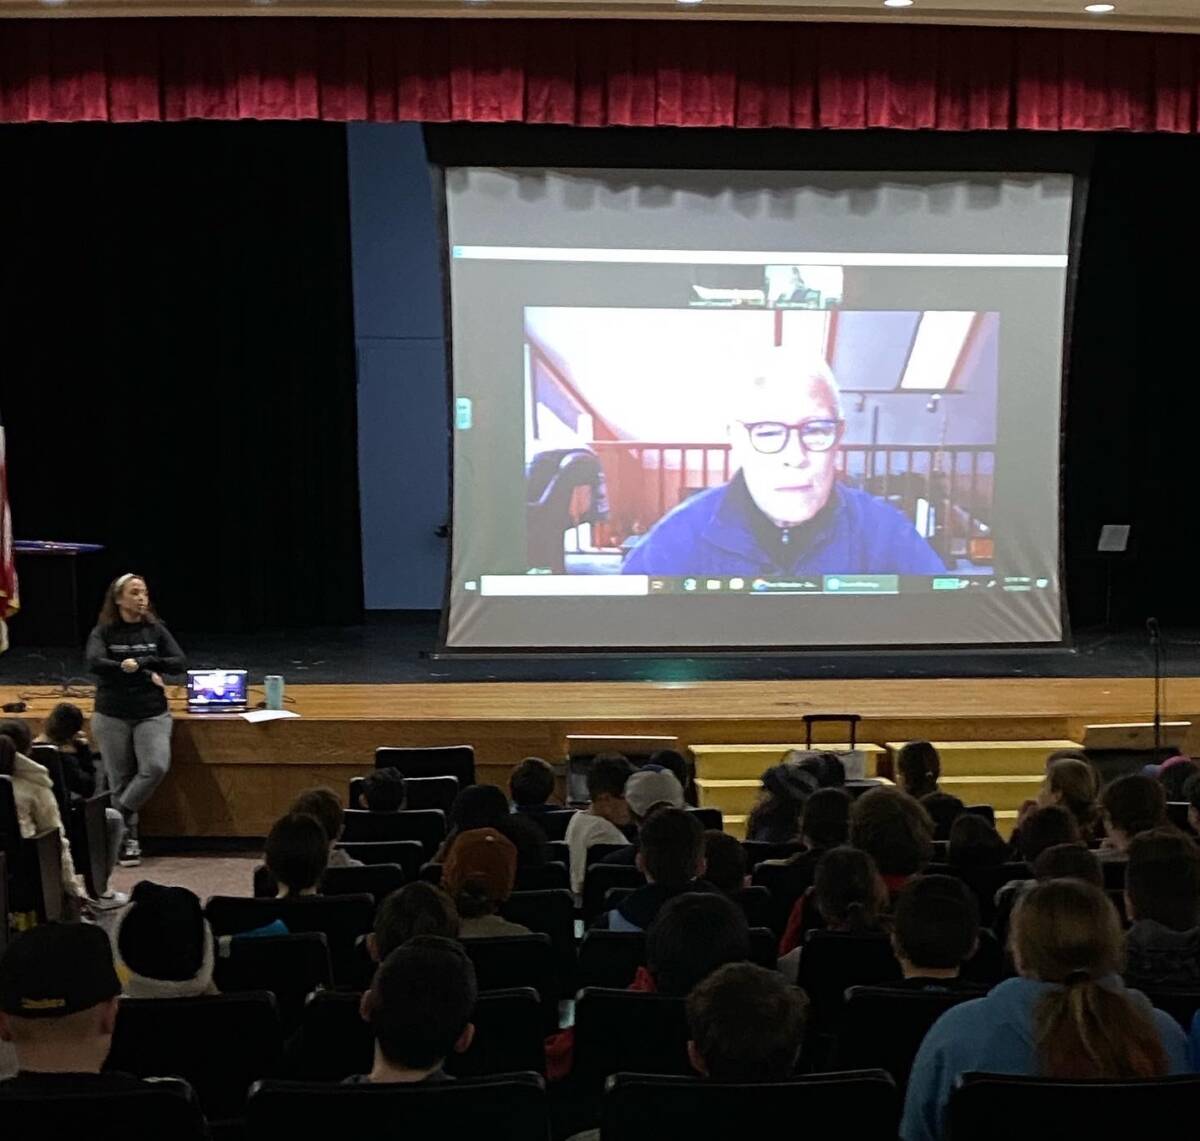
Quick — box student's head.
[1101,775,1167,851]
[264,812,330,896]
[586,754,635,825]
[42,703,85,746]
[801,787,852,849]
[0,735,15,777]
[728,351,844,528]
[1038,757,1099,833]
[921,792,966,843]
[1157,756,1200,803]
[849,787,934,877]
[813,846,886,932]
[636,806,705,889]
[702,830,747,896]
[1012,879,1168,1079]
[1021,805,1081,862]
[1126,828,1200,932]
[947,813,1008,868]
[359,768,407,813]
[645,892,751,997]
[0,717,33,756]
[625,768,686,825]
[686,963,807,1082]
[99,572,155,625]
[747,762,818,843]
[442,828,518,919]
[370,882,460,963]
[290,788,346,848]
[1032,842,1103,887]
[492,812,546,869]
[115,881,214,997]
[361,936,476,1075]
[0,923,122,1072]
[896,741,941,799]
[648,749,691,796]
[509,757,555,808]
[892,874,979,976]
[448,784,510,835]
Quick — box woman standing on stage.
[86,573,186,867]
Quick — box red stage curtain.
[0,17,1198,131]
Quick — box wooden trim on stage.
[5,677,1196,838]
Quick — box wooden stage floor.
[5,676,1196,838]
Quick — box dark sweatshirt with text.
[86,620,186,720]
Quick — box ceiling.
[0,0,1196,35]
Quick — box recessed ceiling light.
[883,0,915,8]
[1084,2,1115,10]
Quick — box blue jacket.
[902,976,1191,1141]
[621,474,946,577]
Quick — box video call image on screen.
[443,168,1073,649]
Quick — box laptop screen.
[187,669,248,709]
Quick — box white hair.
[736,349,843,420]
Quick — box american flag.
[0,418,17,652]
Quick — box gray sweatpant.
[91,710,173,831]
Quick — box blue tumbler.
[264,675,285,711]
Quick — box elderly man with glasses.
[621,351,946,577]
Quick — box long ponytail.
[1015,879,1168,1080]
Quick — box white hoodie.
[10,751,85,898]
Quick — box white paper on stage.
[240,709,300,723]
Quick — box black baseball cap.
[0,923,120,1018]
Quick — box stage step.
[691,743,888,782]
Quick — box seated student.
[369,883,460,965]
[946,814,1007,869]
[1012,755,1100,851]
[687,962,807,1082]
[509,757,558,815]
[355,767,407,813]
[745,762,818,845]
[0,923,168,1096]
[114,882,217,998]
[1123,828,1200,988]
[992,805,1081,923]
[761,787,852,892]
[435,784,511,862]
[349,936,476,1085]
[1031,842,1103,887]
[1099,774,1167,862]
[921,793,966,844]
[1152,755,1200,803]
[265,812,330,898]
[702,830,748,897]
[598,769,687,866]
[891,875,980,987]
[0,734,86,914]
[902,879,1189,1141]
[603,808,711,933]
[896,741,941,800]
[292,787,361,868]
[565,754,635,894]
[779,846,887,971]
[849,787,934,893]
[443,828,531,939]
[648,749,693,804]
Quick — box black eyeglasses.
[741,419,844,455]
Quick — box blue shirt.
[621,474,946,577]
[902,976,1192,1141]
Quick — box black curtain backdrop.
[0,122,362,638]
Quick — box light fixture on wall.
[925,393,941,414]
[883,0,915,7]
[1084,3,1115,11]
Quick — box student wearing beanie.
[114,882,217,999]
[442,828,531,939]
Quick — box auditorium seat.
[461,934,558,1024]
[925,862,1030,927]
[577,930,647,990]
[289,987,545,1081]
[0,776,63,922]
[601,1071,899,1141]
[502,888,577,995]
[335,839,424,879]
[740,840,805,867]
[961,927,1008,986]
[689,807,723,830]
[246,1073,547,1141]
[320,862,407,905]
[0,1078,206,1140]
[106,991,283,1122]
[584,863,644,919]
[833,984,989,1088]
[734,885,774,929]
[514,861,569,891]
[964,804,997,827]
[948,1073,1200,1140]
[752,860,815,935]
[213,932,332,1032]
[586,842,631,864]
[747,926,779,969]
[1103,859,1127,891]
[348,774,459,815]
[524,808,577,841]
[1166,801,1195,834]
[341,808,445,855]
[573,989,692,1094]
[205,894,374,986]
[374,744,476,787]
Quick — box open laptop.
[186,668,249,713]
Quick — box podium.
[12,541,103,647]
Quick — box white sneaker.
[118,838,142,867]
[89,890,130,911]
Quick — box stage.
[2,618,1198,839]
